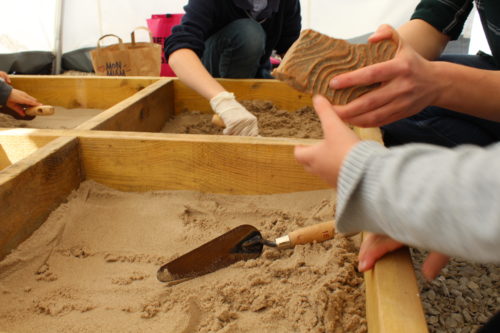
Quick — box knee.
[230,19,266,57]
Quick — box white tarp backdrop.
[0,1,58,53]
[0,0,487,55]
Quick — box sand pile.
[161,99,500,332]
[0,181,366,333]
[161,100,323,139]
[0,106,102,129]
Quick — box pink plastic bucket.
[147,14,184,76]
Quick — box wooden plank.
[0,145,9,171]
[0,131,56,170]
[361,123,428,332]
[78,133,329,194]
[173,78,313,114]
[9,75,160,109]
[0,129,328,194]
[0,136,83,260]
[365,247,428,333]
[0,125,427,330]
[76,78,173,132]
[353,127,383,142]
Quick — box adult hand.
[329,24,440,127]
[0,71,11,84]
[294,95,360,188]
[7,89,41,117]
[210,91,259,136]
[358,232,450,281]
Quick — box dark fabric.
[62,47,95,72]
[477,311,500,333]
[0,51,55,74]
[0,80,12,107]
[0,51,54,74]
[382,54,500,147]
[164,0,300,77]
[232,0,280,21]
[411,0,473,40]
[0,106,35,120]
[411,0,500,66]
[202,19,267,78]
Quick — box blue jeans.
[202,18,270,79]
[382,53,500,147]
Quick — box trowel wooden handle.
[290,221,335,245]
[25,105,55,116]
[276,221,335,248]
[211,114,226,128]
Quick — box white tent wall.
[468,8,491,55]
[2,0,422,54]
[64,0,423,52]
[0,0,489,59]
[303,0,420,40]
[0,0,58,53]
[62,0,186,53]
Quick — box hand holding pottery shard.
[272,29,397,105]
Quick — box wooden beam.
[76,78,173,132]
[0,100,427,330]
[353,127,383,142]
[0,145,9,171]
[365,247,428,333]
[360,124,428,332]
[0,129,328,194]
[10,75,160,109]
[173,78,313,114]
[0,136,83,260]
[0,130,57,169]
[77,133,329,194]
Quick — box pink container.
[147,13,184,77]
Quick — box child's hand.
[7,89,41,116]
[359,232,450,281]
[0,71,11,84]
[294,95,360,188]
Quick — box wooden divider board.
[0,74,427,331]
[365,247,428,332]
[0,128,427,332]
[0,136,83,259]
[0,129,329,194]
[10,75,160,109]
[172,78,313,114]
[0,130,57,170]
[75,78,173,132]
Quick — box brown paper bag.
[90,27,162,76]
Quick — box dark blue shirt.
[0,81,12,107]
[165,0,301,70]
[412,0,500,65]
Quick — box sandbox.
[0,76,427,332]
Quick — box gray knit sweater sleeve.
[0,80,12,107]
[335,140,500,263]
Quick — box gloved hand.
[209,91,259,136]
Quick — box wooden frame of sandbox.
[0,76,428,332]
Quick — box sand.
[161,100,324,139]
[0,181,366,333]
[0,106,102,129]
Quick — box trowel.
[157,221,335,283]
[24,105,55,116]
[1,105,54,120]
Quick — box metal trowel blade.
[157,224,264,282]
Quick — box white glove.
[209,91,259,136]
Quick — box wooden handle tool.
[211,114,226,128]
[25,105,55,116]
[275,221,335,248]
